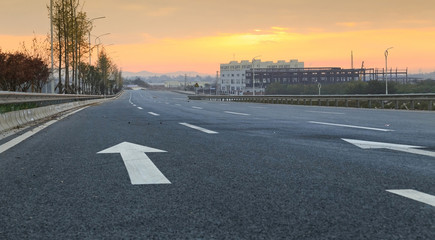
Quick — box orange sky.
[1,0,435,74]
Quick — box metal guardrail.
[188,94,435,111]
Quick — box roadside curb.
[0,99,107,133]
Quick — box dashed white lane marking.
[309,121,393,132]
[224,111,251,116]
[387,189,435,207]
[306,111,345,115]
[249,106,267,109]
[192,106,203,109]
[137,107,143,110]
[0,107,88,154]
[133,104,137,107]
[179,123,218,134]
[148,112,160,116]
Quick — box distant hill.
[123,70,212,79]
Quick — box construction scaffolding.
[245,67,409,87]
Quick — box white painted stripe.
[179,122,218,134]
[387,189,435,207]
[224,111,251,116]
[249,106,267,109]
[0,108,87,154]
[137,107,143,110]
[148,112,160,116]
[133,104,137,107]
[309,121,393,132]
[306,111,345,115]
[192,106,203,109]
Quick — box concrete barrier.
[0,98,107,133]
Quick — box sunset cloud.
[336,22,371,28]
[110,27,435,73]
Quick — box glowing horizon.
[2,0,435,75]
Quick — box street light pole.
[95,33,111,60]
[88,17,105,66]
[385,47,393,95]
[252,55,261,96]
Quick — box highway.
[1,90,434,239]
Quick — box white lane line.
[0,108,87,154]
[249,106,267,109]
[148,112,160,116]
[179,123,218,134]
[309,121,394,132]
[224,111,251,116]
[137,107,143,110]
[387,189,435,207]
[306,111,345,115]
[192,106,203,109]
[133,104,137,107]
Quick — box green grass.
[0,103,39,114]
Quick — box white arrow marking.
[342,138,435,158]
[387,189,435,207]
[98,142,170,185]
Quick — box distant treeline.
[266,80,435,95]
[127,75,215,83]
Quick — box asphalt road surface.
[1,90,434,239]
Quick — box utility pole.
[351,51,354,69]
[50,0,54,93]
[385,47,393,95]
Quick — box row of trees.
[0,0,123,94]
[50,0,122,94]
[266,80,435,95]
[0,50,49,92]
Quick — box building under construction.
[245,67,409,89]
